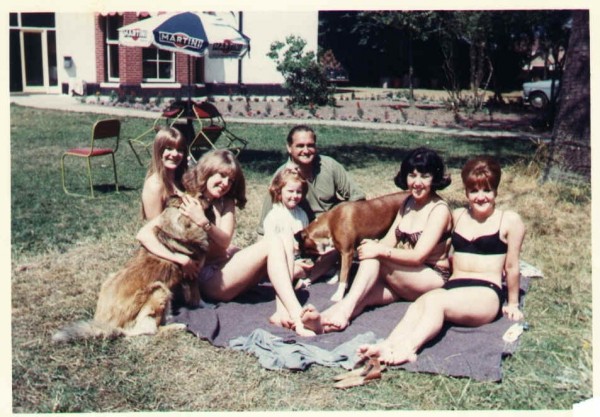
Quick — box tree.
[428,11,492,109]
[347,11,438,101]
[542,10,590,182]
[267,35,335,106]
[319,9,573,106]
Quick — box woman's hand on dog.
[179,194,209,227]
[180,255,203,278]
[357,239,386,260]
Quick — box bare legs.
[199,237,321,336]
[267,234,321,336]
[320,259,445,332]
[199,239,269,302]
[320,258,383,332]
[307,250,339,284]
[358,286,500,365]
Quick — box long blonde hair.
[182,149,247,209]
[145,127,188,202]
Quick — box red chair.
[61,119,121,198]
[188,101,248,163]
[127,102,185,166]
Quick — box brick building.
[9,11,318,98]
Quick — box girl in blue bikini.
[357,155,525,365]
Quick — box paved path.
[10,93,545,141]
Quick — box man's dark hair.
[286,125,316,145]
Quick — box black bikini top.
[451,210,507,255]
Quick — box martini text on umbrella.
[121,28,149,42]
[158,31,205,50]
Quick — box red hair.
[461,156,502,192]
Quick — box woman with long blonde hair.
[141,127,188,220]
[137,149,321,337]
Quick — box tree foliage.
[344,11,439,100]
[319,10,572,102]
[267,35,335,106]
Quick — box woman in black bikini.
[320,147,453,332]
[357,155,525,365]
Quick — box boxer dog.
[295,191,410,301]
[52,197,209,343]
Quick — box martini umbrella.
[118,11,250,104]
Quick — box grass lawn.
[9,104,592,412]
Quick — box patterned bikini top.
[451,210,508,255]
[394,197,451,249]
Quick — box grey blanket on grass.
[171,263,541,382]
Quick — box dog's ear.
[294,230,306,252]
[294,230,305,244]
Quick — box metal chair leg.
[111,153,119,193]
[85,158,94,198]
[128,139,145,166]
[60,154,69,194]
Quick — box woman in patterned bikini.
[356,155,525,365]
[319,147,453,332]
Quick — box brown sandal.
[333,357,384,389]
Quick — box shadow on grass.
[316,140,535,171]
[237,149,286,174]
[94,184,136,194]
[237,137,536,175]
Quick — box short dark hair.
[286,125,316,145]
[461,156,501,192]
[394,147,451,191]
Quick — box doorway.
[10,13,58,93]
[20,30,58,92]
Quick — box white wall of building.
[241,11,319,84]
[203,12,243,85]
[54,11,318,90]
[55,13,97,93]
[204,11,318,85]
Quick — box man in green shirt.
[257,125,366,281]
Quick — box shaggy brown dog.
[295,191,410,301]
[52,197,208,342]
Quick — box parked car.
[522,79,560,109]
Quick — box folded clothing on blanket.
[171,268,538,382]
[229,329,377,371]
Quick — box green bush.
[267,35,335,106]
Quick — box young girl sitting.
[263,168,316,327]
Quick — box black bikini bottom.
[443,278,504,310]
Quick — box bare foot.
[292,319,316,337]
[269,311,293,329]
[357,342,417,366]
[321,302,352,333]
[300,304,323,334]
